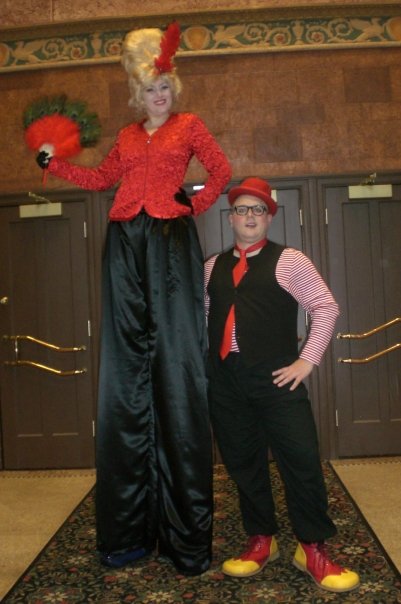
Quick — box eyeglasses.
[231,205,268,216]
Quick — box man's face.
[228,194,272,248]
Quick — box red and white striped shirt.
[204,247,339,366]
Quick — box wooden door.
[325,182,401,456]
[0,198,95,469]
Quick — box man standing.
[205,177,360,593]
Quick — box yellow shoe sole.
[222,549,280,578]
[293,559,360,593]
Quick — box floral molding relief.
[1,15,401,72]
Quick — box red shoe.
[293,542,360,592]
[222,535,279,577]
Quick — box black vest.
[207,242,299,367]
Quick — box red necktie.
[219,239,267,359]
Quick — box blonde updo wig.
[122,28,182,114]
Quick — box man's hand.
[272,358,314,391]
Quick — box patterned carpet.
[3,463,401,603]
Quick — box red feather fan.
[25,114,81,159]
[23,95,101,186]
[154,21,181,74]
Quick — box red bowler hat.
[228,177,277,215]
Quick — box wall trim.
[1,8,401,73]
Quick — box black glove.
[36,150,52,169]
[174,187,193,213]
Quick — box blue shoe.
[100,547,148,568]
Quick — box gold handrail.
[338,342,401,364]
[337,317,401,340]
[4,360,86,376]
[2,334,86,352]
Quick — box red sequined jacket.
[48,112,232,220]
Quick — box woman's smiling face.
[141,77,173,119]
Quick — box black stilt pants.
[95,214,213,575]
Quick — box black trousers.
[95,215,213,574]
[209,353,336,543]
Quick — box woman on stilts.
[36,22,231,575]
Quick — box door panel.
[0,200,95,469]
[325,187,401,456]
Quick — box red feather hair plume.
[154,22,181,74]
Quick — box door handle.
[2,334,87,376]
[337,316,401,363]
[3,334,86,352]
[338,342,401,364]
[4,359,87,375]
[337,317,401,340]
[0,297,9,305]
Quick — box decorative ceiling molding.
[1,9,401,73]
